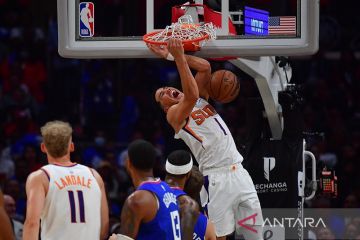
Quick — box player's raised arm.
[167,39,199,131]
[184,55,211,100]
[147,43,211,100]
[23,170,48,240]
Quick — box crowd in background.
[0,0,360,239]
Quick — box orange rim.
[143,30,209,46]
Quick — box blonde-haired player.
[23,120,109,240]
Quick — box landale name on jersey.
[54,175,92,190]
[163,192,177,208]
[255,181,288,193]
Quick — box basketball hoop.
[143,15,216,52]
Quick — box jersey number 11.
[68,190,85,223]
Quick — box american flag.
[268,16,296,35]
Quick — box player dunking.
[148,39,263,239]
[23,121,109,240]
[165,150,216,240]
[110,139,192,240]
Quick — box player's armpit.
[178,195,199,240]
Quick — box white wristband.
[115,234,134,240]
[166,53,174,61]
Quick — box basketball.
[208,70,240,103]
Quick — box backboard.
[57,0,319,58]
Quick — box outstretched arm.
[178,195,199,240]
[147,44,211,99]
[168,39,199,132]
[184,55,211,100]
[148,39,199,132]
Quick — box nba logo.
[79,2,94,37]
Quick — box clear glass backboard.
[57,0,319,58]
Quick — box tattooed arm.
[177,195,199,240]
[119,190,158,238]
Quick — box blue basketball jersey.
[171,187,208,240]
[137,180,181,240]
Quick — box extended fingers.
[167,38,183,49]
[175,38,182,47]
[147,43,156,52]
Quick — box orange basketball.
[208,70,240,103]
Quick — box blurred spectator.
[117,95,139,143]
[3,179,25,221]
[0,142,15,179]
[82,130,107,167]
[22,145,43,172]
[315,227,336,240]
[117,149,128,168]
[343,194,359,208]
[21,49,47,104]
[343,223,360,240]
[96,161,130,216]
[3,194,23,240]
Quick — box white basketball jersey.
[40,163,101,240]
[175,98,243,173]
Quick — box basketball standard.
[57,0,319,59]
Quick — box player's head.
[155,87,184,112]
[165,150,193,180]
[127,139,156,174]
[3,194,16,218]
[40,120,73,159]
[184,166,203,200]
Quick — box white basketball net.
[147,15,216,47]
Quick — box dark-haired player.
[111,139,195,240]
[148,39,263,239]
[165,150,216,240]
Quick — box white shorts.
[200,163,263,238]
